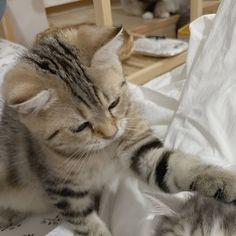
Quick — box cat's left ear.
[91,27,133,67]
[144,192,178,217]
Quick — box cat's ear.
[144,191,193,218]
[91,27,133,67]
[144,192,177,217]
[3,66,56,114]
[9,89,54,114]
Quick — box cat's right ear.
[3,66,56,114]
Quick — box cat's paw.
[0,209,27,228]
[91,222,112,236]
[190,169,236,203]
[159,12,170,18]
[142,11,154,19]
[94,226,112,236]
[74,222,112,236]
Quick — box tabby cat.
[1,24,236,236]
[146,192,236,236]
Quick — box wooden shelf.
[203,1,220,14]
[123,52,187,85]
[46,0,219,85]
[48,4,179,37]
[44,0,80,8]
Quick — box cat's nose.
[96,122,118,139]
[99,127,118,140]
[102,129,118,140]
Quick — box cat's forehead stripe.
[23,36,101,109]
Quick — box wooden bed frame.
[0,7,14,41]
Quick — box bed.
[0,0,236,235]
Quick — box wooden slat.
[123,64,139,76]
[124,55,156,68]
[191,0,203,21]
[203,1,220,14]
[44,0,80,8]
[124,52,187,85]
[0,7,15,42]
[93,0,113,26]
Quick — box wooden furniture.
[124,0,220,84]
[1,0,220,84]
[0,7,15,41]
[191,0,203,21]
[124,52,187,85]
[45,0,220,85]
[47,2,180,38]
[93,0,113,27]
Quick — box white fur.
[142,12,154,19]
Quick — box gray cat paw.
[142,12,154,19]
[159,12,170,18]
[190,170,236,203]
[74,223,112,236]
[91,223,112,236]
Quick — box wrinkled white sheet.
[165,0,236,167]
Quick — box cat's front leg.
[165,152,236,203]
[124,136,236,203]
[47,188,111,236]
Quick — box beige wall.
[7,0,49,47]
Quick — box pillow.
[165,0,236,165]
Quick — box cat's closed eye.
[71,122,91,133]
[109,97,120,110]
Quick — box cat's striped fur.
[1,24,236,236]
[147,192,236,236]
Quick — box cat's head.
[3,24,133,156]
[145,192,236,236]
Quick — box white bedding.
[1,0,236,234]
